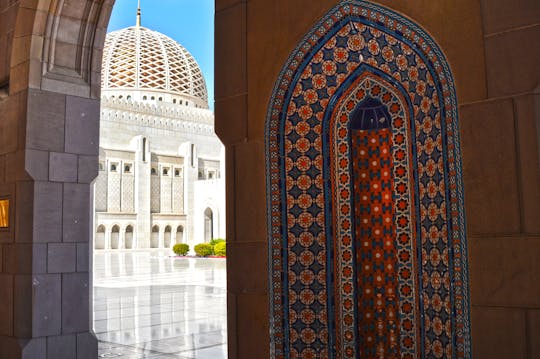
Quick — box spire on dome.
[136,0,141,27]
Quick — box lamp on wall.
[0,199,9,228]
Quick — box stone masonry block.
[24,149,48,181]
[3,243,46,274]
[62,272,89,333]
[65,96,100,156]
[15,181,33,244]
[234,142,266,242]
[480,0,540,35]
[77,332,98,359]
[20,338,46,359]
[529,310,540,359]
[514,94,540,234]
[32,274,62,337]
[63,183,90,242]
[13,275,32,337]
[49,152,78,182]
[33,181,62,243]
[215,3,246,99]
[47,334,76,359]
[47,243,76,273]
[471,306,527,359]
[0,274,14,336]
[228,242,267,294]
[26,89,65,152]
[470,236,540,307]
[76,243,88,272]
[78,155,98,183]
[460,99,520,234]
[485,25,540,97]
[215,94,247,145]
[237,294,269,358]
[0,93,20,155]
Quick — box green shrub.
[214,241,226,256]
[172,243,189,256]
[194,243,213,257]
[209,238,225,247]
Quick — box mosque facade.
[93,22,225,251]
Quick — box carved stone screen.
[265,1,471,358]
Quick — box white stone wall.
[94,95,225,250]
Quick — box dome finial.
[136,0,141,27]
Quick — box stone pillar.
[0,89,99,358]
[179,142,197,246]
[133,136,151,248]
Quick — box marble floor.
[93,251,227,358]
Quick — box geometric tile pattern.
[102,26,208,103]
[265,2,471,358]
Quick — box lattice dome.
[102,26,208,108]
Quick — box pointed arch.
[265,1,470,358]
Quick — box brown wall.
[215,0,540,358]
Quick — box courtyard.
[93,251,227,358]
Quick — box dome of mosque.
[101,25,208,108]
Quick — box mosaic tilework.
[265,1,471,358]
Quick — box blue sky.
[108,0,215,109]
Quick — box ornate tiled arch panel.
[265,1,471,358]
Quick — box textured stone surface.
[460,99,520,234]
[470,236,540,307]
[227,242,267,294]
[514,94,540,234]
[234,142,266,243]
[47,334,76,359]
[485,25,540,97]
[65,96,100,156]
[31,274,62,337]
[26,89,65,152]
[33,182,62,243]
[215,94,247,145]
[471,306,527,359]
[0,274,13,336]
[76,333,98,359]
[215,3,246,99]
[480,0,540,34]
[62,183,90,242]
[529,310,540,359]
[49,152,78,182]
[61,272,89,333]
[76,243,88,272]
[77,155,98,184]
[237,294,269,358]
[25,149,48,181]
[47,243,76,273]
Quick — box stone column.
[0,89,99,358]
[133,136,151,248]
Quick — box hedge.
[172,243,189,256]
[214,241,226,256]
[194,243,213,257]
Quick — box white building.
[93,20,225,251]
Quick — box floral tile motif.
[266,1,471,358]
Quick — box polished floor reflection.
[94,251,227,358]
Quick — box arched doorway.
[204,207,213,243]
[95,225,106,250]
[151,225,160,248]
[110,225,120,249]
[164,225,172,248]
[176,225,184,244]
[125,225,134,249]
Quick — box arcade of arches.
[0,0,539,358]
